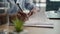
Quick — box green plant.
[12,17,24,33]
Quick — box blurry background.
[0,0,9,25]
[25,0,60,28]
[46,0,60,18]
[25,0,54,27]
